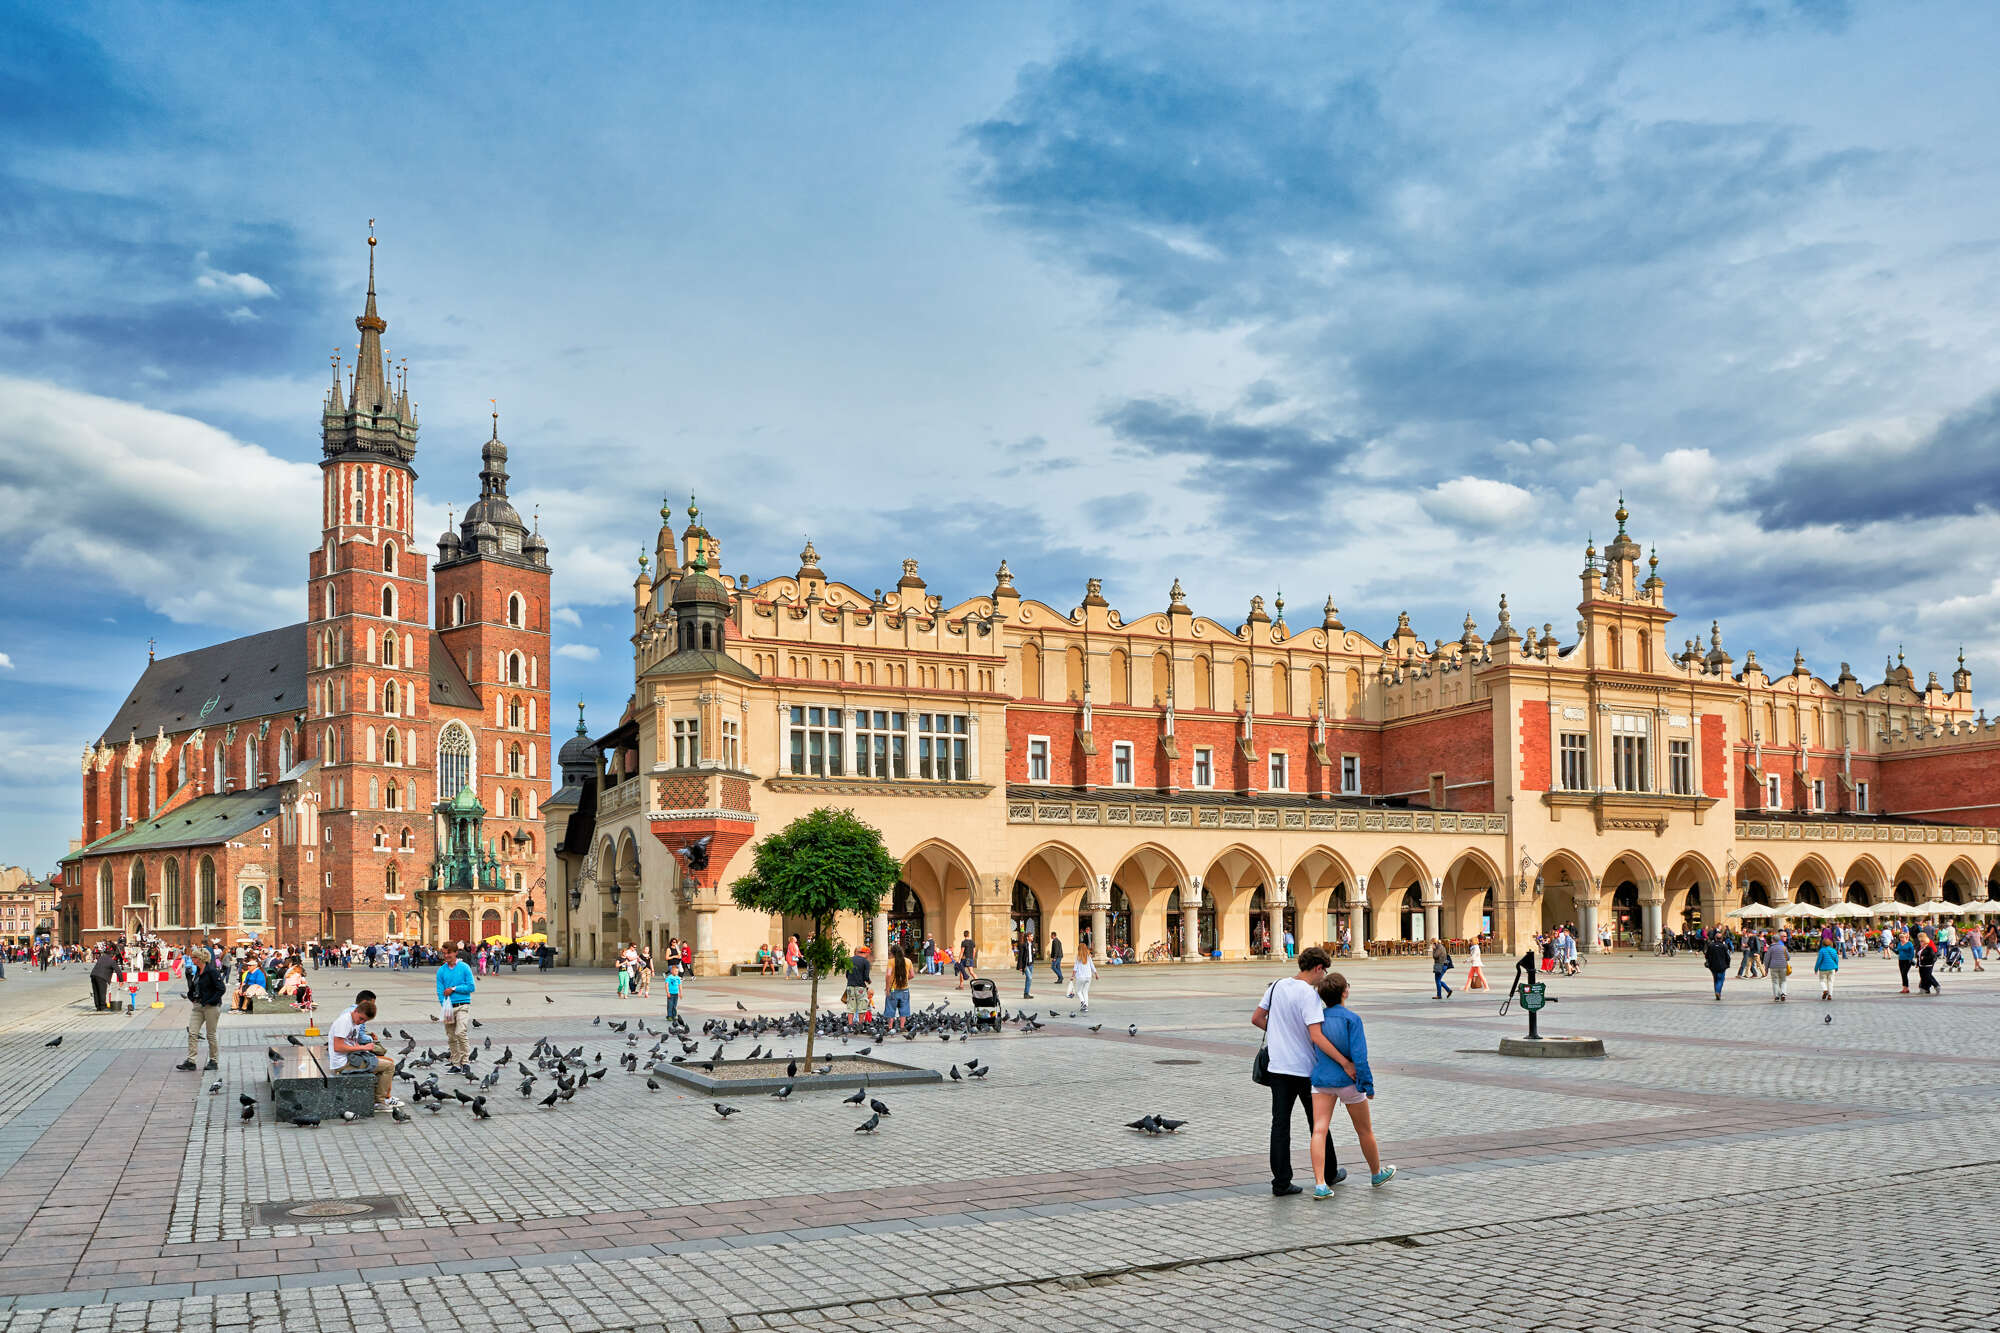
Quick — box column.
[1349,901,1369,960]
[1181,878,1201,962]
[1422,902,1440,942]
[1580,899,1600,953]
[692,909,716,974]
[1091,907,1108,959]
[1642,901,1661,951]
[874,908,890,955]
[1266,904,1284,958]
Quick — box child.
[1814,937,1839,1000]
[665,967,682,1022]
[1306,972,1395,1197]
[1070,947,1097,1012]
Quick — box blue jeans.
[1023,968,1033,997]
[884,989,910,1022]
[666,993,679,1021]
[1712,971,1725,996]
[1050,958,1062,982]
[1433,967,1451,997]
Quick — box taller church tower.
[304,229,433,942]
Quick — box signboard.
[1519,982,1547,1012]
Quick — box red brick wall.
[1519,700,1550,793]
[1381,704,1494,811]
[1008,705,1080,785]
[1701,715,1728,800]
[1876,743,2000,825]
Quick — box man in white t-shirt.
[1252,946,1344,1196]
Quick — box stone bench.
[232,997,303,1016]
[266,1047,376,1124]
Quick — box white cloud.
[194,252,276,301]
[553,606,583,627]
[1419,476,1536,528]
[555,643,600,661]
[0,376,316,626]
[0,652,11,669]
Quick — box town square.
[10,3,2000,1330]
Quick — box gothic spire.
[350,222,390,414]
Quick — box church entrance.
[448,910,471,944]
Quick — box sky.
[7,0,2000,872]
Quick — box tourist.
[233,957,270,1013]
[1430,938,1454,999]
[328,995,399,1112]
[1048,932,1064,986]
[665,965,682,1023]
[1971,922,1987,972]
[1735,929,1757,979]
[435,941,477,1068]
[88,945,118,1011]
[639,947,655,998]
[1071,946,1096,1013]
[844,947,872,1017]
[1916,933,1941,995]
[785,934,802,979]
[1283,926,1296,960]
[920,932,937,975]
[1307,971,1394,1197]
[1252,945,1341,1197]
[1016,932,1035,998]
[1703,933,1731,1000]
[884,943,913,1032]
[1815,935,1839,1000]
[955,932,977,990]
[680,938,692,975]
[1765,931,1789,1002]
[176,946,225,1072]
[1895,930,1916,993]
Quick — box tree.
[730,806,900,1064]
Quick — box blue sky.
[8,1,2000,872]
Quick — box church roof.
[68,788,284,859]
[641,647,760,682]
[428,633,480,710]
[97,624,307,745]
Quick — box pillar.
[1422,902,1440,942]
[1266,904,1284,959]
[1580,899,1600,953]
[692,908,716,975]
[874,908,890,955]
[1091,907,1108,959]
[1642,900,1661,950]
[1181,905,1200,961]
[1349,900,1369,960]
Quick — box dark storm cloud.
[1745,392,2000,530]
[1100,398,1357,533]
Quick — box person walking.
[955,932,977,989]
[1252,946,1343,1197]
[88,945,118,1012]
[1765,931,1789,1002]
[785,934,802,980]
[435,941,477,1068]
[884,943,913,1032]
[1430,939,1454,999]
[1815,937,1839,1000]
[1704,933,1731,1000]
[1917,933,1942,995]
[1735,929,1756,979]
[1071,946,1096,1012]
[176,946,226,1071]
[1017,932,1035,998]
[1895,930,1916,993]
[1306,971,1394,1197]
[1048,933,1064,987]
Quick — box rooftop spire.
[350,221,390,413]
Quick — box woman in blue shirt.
[1814,939,1839,1001]
[1305,973,1395,1198]
[1894,931,1916,993]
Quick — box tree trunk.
[804,917,822,1067]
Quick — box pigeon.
[968,1065,991,1079]
[814,1064,832,1076]
[539,1091,560,1108]
[949,1066,961,1081]
[520,1080,535,1098]
[646,1078,660,1092]
[855,1112,880,1133]
[748,1045,764,1061]
[588,1066,606,1081]
[593,1016,602,1026]
[786,1059,798,1079]
[451,1089,473,1105]
[239,1093,257,1108]
[1156,1117,1188,1133]
[285,1035,302,1046]
[736,1001,747,1011]
[429,1014,438,1022]
[545,995,555,1003]
[869,1098,891,1116]
[292,1113,321,1128]
[843,1086,868,1105]
[470,1018,483,1029]
[268,1047,282,1061]
[857,1046,873,1056]
[1128,1025,1138,1037]
[240,1104,256,1121]
[1825,1014,1834,1024]
[1088,1024,1103,1033]
[44,1036,61,1048]
[484,1036,493,1049]
[771,1083,794,1099]
[480,1070,500,1089]
[713,1103,741,1118]
[341,1111,357,1122]
[471,1096,490,1120]
[208,1081,223,1095]
[505,997,512,1006]
[391,1106,412,1123]
[1126,1116,1161,1134]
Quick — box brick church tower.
[304,229,432,942]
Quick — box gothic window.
[384,727,400,764]
[381,585,396,618]
[383,680,399,715]
[198,856,217,925]
[508,743,523,776]
[374,826,387,850]
[508,593,523,627]
[438,722,472,797]
[508,789,522,818]
[369,776,379,807]
[177,746,187,789]
[128,860,145,906]
[399,826,413,849]
[244,736,257,786]
[278,729,293,773]
[147,765,156,814]
[97,864,113,926]
[386,778,401,810]
[383,541,396,572]
[452,594,466,626]
[383,485,396,529]
[508,652,523,683]
[508,697,522,728]
[324,584,335,619]
[701,623,714,650]
[383,631,398,666]
[385,868,398,896]
[163,859,181,926]
[212,745,225,791]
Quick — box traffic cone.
[1465,943,1489,991]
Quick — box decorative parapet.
[1006,798,1507,835]
[1734,820,2000,845]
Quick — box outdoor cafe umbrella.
[1728,904,1779,919]
[1870,902,1917,918]
[1781,902,1827,919]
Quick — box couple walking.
[1253,946,1395,1199]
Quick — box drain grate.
[248,1193,406,1226]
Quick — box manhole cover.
[247,1194,406,1226]
[1152,1059,1202,1066]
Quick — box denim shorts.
[1311,1082,1368,1104]
[884,989,911,1019]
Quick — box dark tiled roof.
[428,633,480,710]
[98,625,306,745]
[70,788,284,857]
[641,648,760,682]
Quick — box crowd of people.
[1697,917,1981,1000]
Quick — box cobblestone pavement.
[0,950,1993,1330]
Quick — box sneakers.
[1312,1184,1334,1200]
[1371,1165,1398,1187]
[1271,1183,1303,1197]
[175,1060,196,1071]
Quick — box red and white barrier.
[118,970,172,1010]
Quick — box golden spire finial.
[490,398,498,437]
[367,217,376,247]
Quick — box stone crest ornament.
[993,558,1014,590]
[1169,577,1186,606]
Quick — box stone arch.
[898,838,977,948]
[1366,847,1432,943]
[1844,854,1889,905]
[1892,854,1936,904]
[1289,847,1360,949]
[1788,852,1838,908]
[1202,844,1278,958]
[1441,848,1502,943]
[1663,852,1718,932]
[1533,849,1593,934]
[1735,852,1784,907]
[1943,855,1983,904]
[1106,843,1189,956]
[610,830,643,948]
[1013,842,1092,955]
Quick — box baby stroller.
[1945,941,1965,972]
[967,977,1005,1032]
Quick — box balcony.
[1542,788,1718,835]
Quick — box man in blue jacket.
[436,941,477,1068]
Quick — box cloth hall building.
[58,241,554,950]
[550,499,2000,970]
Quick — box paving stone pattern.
[0,952,1993,1330]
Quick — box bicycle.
[1143,940,1174,963]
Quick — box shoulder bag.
[1251,981,1276,1085]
